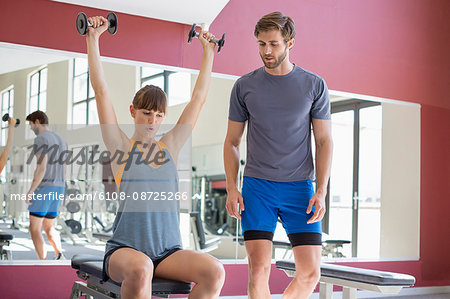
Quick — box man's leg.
[245,239,273,299]
[282,245,322,299]
[278,179,323,298]
[29,214,46,259]
[240,177,279,299]
[42,217,62,256]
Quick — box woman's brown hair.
[132,85,167,114]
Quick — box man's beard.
[261,47,288,69]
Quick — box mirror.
[0,42,420,264]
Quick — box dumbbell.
[76,12,118,36]
[2,113,20,128]
[188,24,226,53]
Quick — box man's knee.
[249,260,271,282]
[29,222,42,234]
[295,268,320,286]
[42,223,54,235]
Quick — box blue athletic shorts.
[28,185,65,219]
[241,176,322,246]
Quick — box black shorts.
[102,246,182,282]
[29,212,57,219]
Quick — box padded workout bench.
[71,255,192,298]
[0,231,13,260]
[276,260,415,299]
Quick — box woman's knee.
[198,258,226,288]
[123,258,154,287]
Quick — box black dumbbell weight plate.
[107,12,118,35]
[76,12,88,35]
[65,219,82,234]
[66,201,81,214]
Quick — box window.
[324,99,382,258]
[28,67,47,113]
[72,58,98,125]
[1,87,14,146]
[140,67,191,107]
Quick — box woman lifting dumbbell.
[0,114,19,173]
[84,15,225,298]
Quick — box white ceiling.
[51,0,230,25]
[0,1,229,76]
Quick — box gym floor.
[0,220,104,260]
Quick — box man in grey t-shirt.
[224,12,333,299]
[25,110,67,260]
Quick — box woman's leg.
[107,247,154,299]
[155,249,225,299]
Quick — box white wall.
[165,74,246,177]
[380,102,421,258]
[102,62,138,124]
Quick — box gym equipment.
[76,12,118,36]
[2,113,20,127]
[65,219,82,234]
[277,260,415,299]
[190,211,221,252]
[66,201,81,214]
[70,254,192,298]
[188,24,225,53]
[0,231,13,260]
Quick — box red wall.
[0,261,432,298]
[1,0,449,294]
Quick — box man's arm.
[224,120,246,219]
[307,118,333,224]
[26,154,47,204]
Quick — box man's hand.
[306,191,326,224]
[25,192,33,206]
[225,187,245,219]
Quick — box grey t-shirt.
[228,65,330,182]
[106,141,182,259]
[33,130,67,187]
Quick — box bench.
[70,254,192,299]
[276,260,415,299]
[0,231,13,260]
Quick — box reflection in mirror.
[0,43,420,265]
[190,93,420,262]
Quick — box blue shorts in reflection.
[28,185,65,218]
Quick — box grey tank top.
[105,140,182,259]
